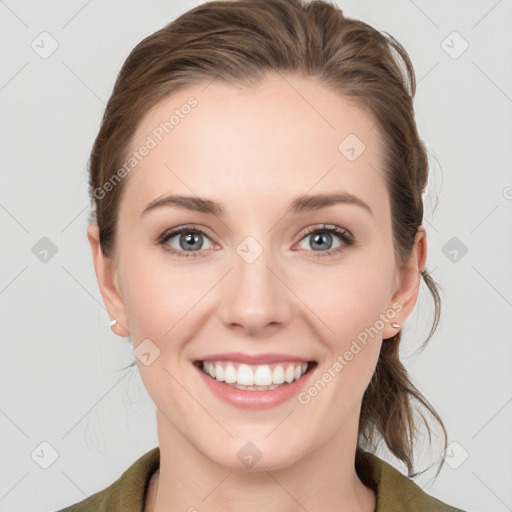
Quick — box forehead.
[121,74,388,220]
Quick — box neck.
[147,411,376,512]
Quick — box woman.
[57,0,468,510]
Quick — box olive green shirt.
[55,447,466,511]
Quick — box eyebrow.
[140,191,373,218]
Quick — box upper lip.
[196,352,315,365]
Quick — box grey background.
[1,1,511,511]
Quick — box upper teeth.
[202,361,308,386]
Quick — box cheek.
[117,253,204,410]
[117,243,191,340]
[295,258,392,396]
[302,261,391,341]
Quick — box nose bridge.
[218,234,292,333]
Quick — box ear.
[87,223,130,337]
[382,226,427,340]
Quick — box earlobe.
[382,226,427,340]
[86,224,130,337]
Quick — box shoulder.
[356,449,468,512]
[54,447,160,512]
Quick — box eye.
[157,223,354,259]
[295,224,354,257]
[158,225,215,258]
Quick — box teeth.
[237,364,255,385]
[272,365,285,384]
[254,365,272,386]
[214,363,224,382]
[224,364,237,383]
[201,360,309,388]
[232,383,280,391]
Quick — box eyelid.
[295,223,352,241]
[157,224,214,244]
[293,224,354,256]
[157,224,217,258]
[158,223,354,258]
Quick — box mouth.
[193,359,318,392]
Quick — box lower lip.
[194,363,316,410]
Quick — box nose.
[217,241,293,337]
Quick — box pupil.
[312,232,331,251]
[182,232,202,251]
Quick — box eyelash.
[157,224,354,259]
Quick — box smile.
[195,360,316,391]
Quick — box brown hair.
[89,0,447,478]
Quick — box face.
[89,74,425,471]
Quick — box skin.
[87,74,426,512]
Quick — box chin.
[201,436,309,473]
